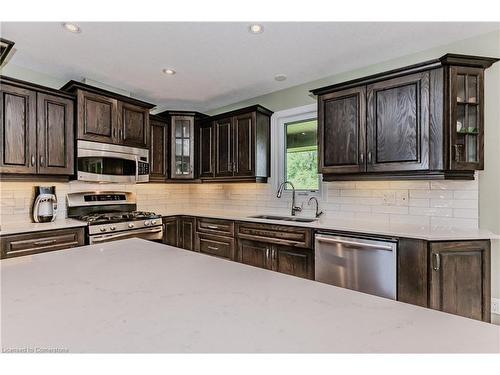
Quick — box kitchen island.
[1,238,499,353]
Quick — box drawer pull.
[7,241,79,255]
[206,225,219,230]
[33,239,57,246]
[207,246,219,251]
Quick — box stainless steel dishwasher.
[315,233,397,299]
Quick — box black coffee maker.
[32,186,58,223]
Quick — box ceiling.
[1,22,499,112]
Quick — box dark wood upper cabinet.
[118,102,149,148]
[429,241,490,322]
[234,112,255,177]
[0,83,37,174]
[214,117,233,178]
[366,72,430,172]
[0,77,74,176]
[154,110,209,181]
[36,92,74,175]
[199,121,214,178]
[77,90,117,144]
[449,66,484,170]
[201,105,272,183]
[319,87,366,174]
[312,54,498,180]
[61,80,154,149]
[149,115,168,181]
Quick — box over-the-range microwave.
[76,140,150,183]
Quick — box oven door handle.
[91,226,163,243]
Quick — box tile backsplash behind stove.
[0,181,190,223]
[1,177,479,230]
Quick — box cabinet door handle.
[31,155,35,166]
[207,225,219,230]
[207,246,219,251]
[360,153,364,164]
[33,239,57,246]
[432,253,441,271]
[118,129,123,140]
[367,151,372,164]
[39,155,44,167]
[113,128,117,139]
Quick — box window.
[284,119,319,191]
[273,104,320,195]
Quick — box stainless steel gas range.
[67,191,163,244]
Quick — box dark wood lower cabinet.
[398,238,491,322]
[429,241,490,322]
[236,238,314,279]
[195,233,235,260]
[237,239,272,270]
[179,217,195,251]
[272,245,314,280]
[1,227,85,259]
[163,216,194,251]
[162,216,179,247]
[164,216,491,321]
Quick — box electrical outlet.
[382,192,396,205]
[492,298,500,315]
[396,190,409,206]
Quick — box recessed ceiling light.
[249,24,264,34]
[274,74,287,82]
[162,68,176,75]
[62,22,81,34]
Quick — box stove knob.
[110,226,116,231]
[100,227,107,232]
[128,223,135,229]
[144,220,151,226]
[151,219,157,225]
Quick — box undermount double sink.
[249,215,318,223]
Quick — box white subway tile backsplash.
[453,208,479,219]
[453,190,479,200]
[371,205,409,215]
[409,189,454,199]
[409,207,453,217]
[430,199,477,209]
[1,177,480,231]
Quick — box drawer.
[195,233,235,260]
[196,217,234,237]
[1,228,85,259]
[236,222,312,249]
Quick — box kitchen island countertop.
[1,238,499,353]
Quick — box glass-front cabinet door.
[450,66,484,170]
[171,115,195,179]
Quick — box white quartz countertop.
[1,238,499,353]
[158,209,499,241]
[0,218,87,236]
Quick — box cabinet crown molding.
[310,53,499,96]
[61,80,156,109]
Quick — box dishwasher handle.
[315,234,395,251]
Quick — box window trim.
[271,103,324,199]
